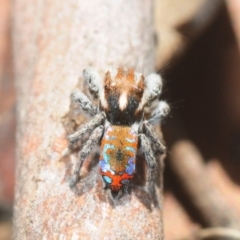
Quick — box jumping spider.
[67,67,169,197]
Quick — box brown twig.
[169,140,240,229]
[226,0,240,51]
[13,0,165,239]
[196,227,240,240]
[155,0,224,69]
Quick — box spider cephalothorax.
[101,68,144,125]
[67,67,169,198]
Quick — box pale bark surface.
[13,0,164,239]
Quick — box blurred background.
[0,0,240,239]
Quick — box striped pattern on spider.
[67,67,169,198]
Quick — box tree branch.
[13,0,164,238]
[169,140,240,229]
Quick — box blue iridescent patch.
[125,146,135,153]
[103,175,112,184]
[125,137,136,143]
[105,135,116,141]
[103,144,115,163]
[125,157,135,175]
[99,159,111,172]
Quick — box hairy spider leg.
[139,133,157,181]
[137,73,163,112]
[147,100,170,125]
[62,112,105,157]
[68,112,105,145]
[138,133,159,194]
[71,89,98,116]
[142,100,170,154]
[143,123,166,154]
[70,125,104,188]
[83,68,103,99]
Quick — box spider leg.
[71,89,98,116]
[70,125,104,188]
[63,112,105,157]
[68,112,105,146]
[83,68,102,99]
[139,133,157,185]
[147,101,170,125]
[142,101,170,154]
[143,122,166,154]
[137,73,163,111]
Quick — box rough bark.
[13,0,164,239]
[0,0,15,207]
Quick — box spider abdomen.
[99,125,138,191]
